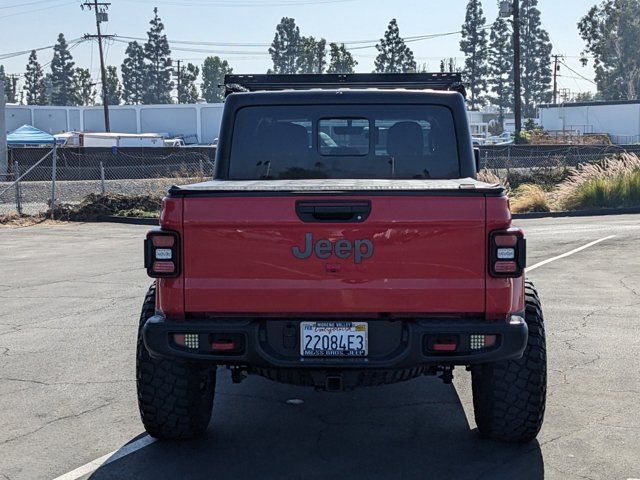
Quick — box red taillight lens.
[490,229,526,277]
[145,230,180,278]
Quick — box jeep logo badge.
[292,233,374,264]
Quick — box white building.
[4,102,515,145]
[539,100,640,144]
[4,103,225,145]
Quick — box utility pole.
[82,1,112,132]
[512,0,522,139]
[174,59,182,104]
[0,80,7,181]
[552,54,562,104]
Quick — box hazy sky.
[0,0,598,95]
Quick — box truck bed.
[169,178,504,195]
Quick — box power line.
[559,60,596,85]
[0,0,78,20]
[126,0,359,7]
[0,0,66,10]
[0,37,85,61]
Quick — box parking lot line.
[51,435,156,480]
[526,235,616,272]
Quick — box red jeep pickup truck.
[138,73,546,443]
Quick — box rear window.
[228,105,459,180]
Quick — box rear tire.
[136,283,216,440]
[471,280,546,443]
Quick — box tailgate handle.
[296,201,371,223]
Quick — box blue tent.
[7,124,55,146]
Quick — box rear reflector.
[432,342,457,352]
[211,340,236,352]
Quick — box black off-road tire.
[136,283,216,440]
[471,280,547,443]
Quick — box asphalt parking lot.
[1,215,639,480]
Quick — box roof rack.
[223,73,466,97]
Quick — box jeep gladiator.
[138,73,546,443]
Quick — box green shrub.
[557,153,640,210]
[562,170,640,210]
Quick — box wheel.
[136,283,216,440]
[471,279,547,443]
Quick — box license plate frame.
[300,321,368,357]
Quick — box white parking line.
[52,235,617,479]
[527,235,616,272]
[52,435,156,480]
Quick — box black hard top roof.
[224,73,466,97]
[222,88,467,109]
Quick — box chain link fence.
[2,143,640,217]
[0,146,215,217]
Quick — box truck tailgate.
[182,195,486,314]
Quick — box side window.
[318,118,369,156]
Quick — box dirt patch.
[52,193,162,221]
[0,213,63,228]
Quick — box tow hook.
[438,365,454,384]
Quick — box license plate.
[300,321,368,357]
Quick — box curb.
[96,215,159,226]
[512,206,640,219]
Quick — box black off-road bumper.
[142,314,528,369]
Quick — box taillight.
[489,229,526,277]
[144,229,180,277]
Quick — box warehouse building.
[539,99,640,144]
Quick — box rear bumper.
[142,314,528,368]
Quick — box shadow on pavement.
[90,375,544,480]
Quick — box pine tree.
[105,66,122,105]
[202,56,233,103]
[487,17,513,125]
[520,0,552,117]
[297,37,326,73]
[269,17,301,74]
[460,0,489,110]
[43,73,53,104]
[72,67,95,106]
[440,58,461,73]
[121,41,146,104]
[50,33,76,106]
[143,7,173,104]
[177,63,199,103]
[374,19,416,73]
[327,43,357,73]
[24,50,47,105]
[0,67,18,103]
